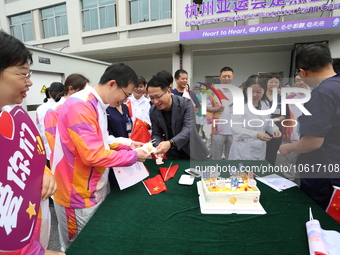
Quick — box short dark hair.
[0,30,33,71]
[266,73,282,84]
[332,58,340,74]
[174,69,187,79]
[220,66,234,74]
[295,43,332,72]
[64,73,89,95]
[138,76,146,86]
[156,70,173,85]
[147,75,170,91]
[99,63,138,88]
[243,75,268,104]
[49,82,64,102]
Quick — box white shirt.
[36,98,55,160]
[229,101,279,160]
[128,94,151,126]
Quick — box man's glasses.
[3,69,32,80]
[295,67,308,77]
[149,89,168,101]
[119,85,130,100]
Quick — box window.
[9,12,34,42]
[41,4,68,38]
[130,0,171,24]
[82,0,116,32]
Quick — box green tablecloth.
[66,160,340,255]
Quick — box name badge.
[126,122,132,132]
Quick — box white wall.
[25,71,63,120]
[28,47,110,86]
[124,57,172,82]
[121,50,292,88]
[22,46,110,121]
[193,51,292,87]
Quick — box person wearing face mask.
[265,73,289,165]
[229,75,282,160]
[51,63,150,252]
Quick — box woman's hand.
[41,174,57,201]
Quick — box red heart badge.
[0,111,14,140]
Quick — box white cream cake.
[201,177,261,205]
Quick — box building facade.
[1,0,340,85]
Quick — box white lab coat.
[229,101,279,160]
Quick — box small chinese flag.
[130,118,151,143]
[205,84,229,104]
[182,89,192,101]
[143,174,168,195]
[326,186,340,223]
[159,164,179,181]
[125,99,133,118]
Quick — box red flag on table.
[143,174,168,195]
[159,164,179,181]
[326,186,340,223]
[130,118,151,143]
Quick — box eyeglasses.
[119,85,130,100]
[295,67,308,77]
[149,89,168,101]
[3,69,32,80]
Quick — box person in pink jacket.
[44,73,89,169]
[52,63,150,251]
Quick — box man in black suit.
[148,75,208,161]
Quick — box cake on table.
[201,177,260,206]
[197,169,266,214]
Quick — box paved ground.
[47,201,62,252]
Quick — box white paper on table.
[306,219,340,255]
[255,173,298,192]
[113,162,149,190]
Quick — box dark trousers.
[265,136,282,166]
[108,168,118,191]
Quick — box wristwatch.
[169,139,176,149]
